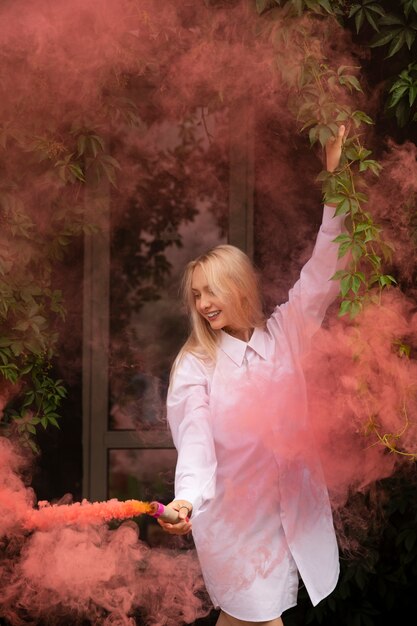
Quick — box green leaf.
[410,83,417,106]
[367,253,382,269]
[11,341,24,356]
[370,28,401,48]
[387,32,407,57]
[341,274,352,297]
[14,320,29,332]
[338,241,353,258]
[379,274,397,287]
[335,198,352,216]
[364,8,381,32]
[318,125,334,147]
[395,99,411,126]
[351,110,374,125]
[0,365,19,383]
[366,1,385,17]
[333,233,352,244]
[379,14,405,27]
[364,228,377,242]
[25,438,38,453]
[23,391,35,405]
[348,4,361,18]
[349,1,385,31]
[339,74,363,92]
[308,126,319,145]
[402,0,417,18]
[317,0,333,14]
[77,134,86,156]
[331,270,349,281]
[68,163,85,182]
[351,275,361,294]
[405,28,416,49]
[388,82,409,107]
[355,8,365,33]
[48,416,60,428]
[89,137,98,158]
[338,299,352,317]
[359,159,382,175]
[350,299,363,318]
[352,243,365,261]
[356,192,369,203]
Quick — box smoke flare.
[24,498,153,531]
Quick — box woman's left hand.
[325,124,347,173]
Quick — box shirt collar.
[219,326,267,367]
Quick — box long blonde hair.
[174,244,265,369]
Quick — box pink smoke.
[0,0,416,621]
[0,437,210,626]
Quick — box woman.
[158,126,347,626]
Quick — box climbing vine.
[254,0,417,466]
[259,6,396,318]
[1,0,415,460]
[0,123,121,452]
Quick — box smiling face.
[191,264,234,333]
[183,245,264,348]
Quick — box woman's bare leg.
[215,612,229,626]
[215,609,284,626]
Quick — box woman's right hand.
[157,499,193,535]
[325,124,347,172]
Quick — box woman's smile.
[191,265,252,341]
[191,265,232,328]
[206,310,221,321]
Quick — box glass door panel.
[103,111,229,537]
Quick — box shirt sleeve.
[268,204,347,356]
[166,352,217,515]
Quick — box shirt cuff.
[174,489,202,514]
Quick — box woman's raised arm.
[267,125,349,355]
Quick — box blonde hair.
[174,244,265,369]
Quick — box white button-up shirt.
[167,205,345,620]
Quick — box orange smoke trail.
[24,499,153,531]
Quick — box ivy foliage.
[254,0,416,473]
[354,0,417,127]
[254,0,417,321]
[1,110,211,451]
[0,120,122,452]
[256,0,417,127]
[251,3,417,621]
[387,62,417,126]
[260,10,396,320]
[0,17,230,452]
[1,0,415,453]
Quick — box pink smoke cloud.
[0,0,416,621]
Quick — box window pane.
[108,448,178,547]
[109,110,228,431]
